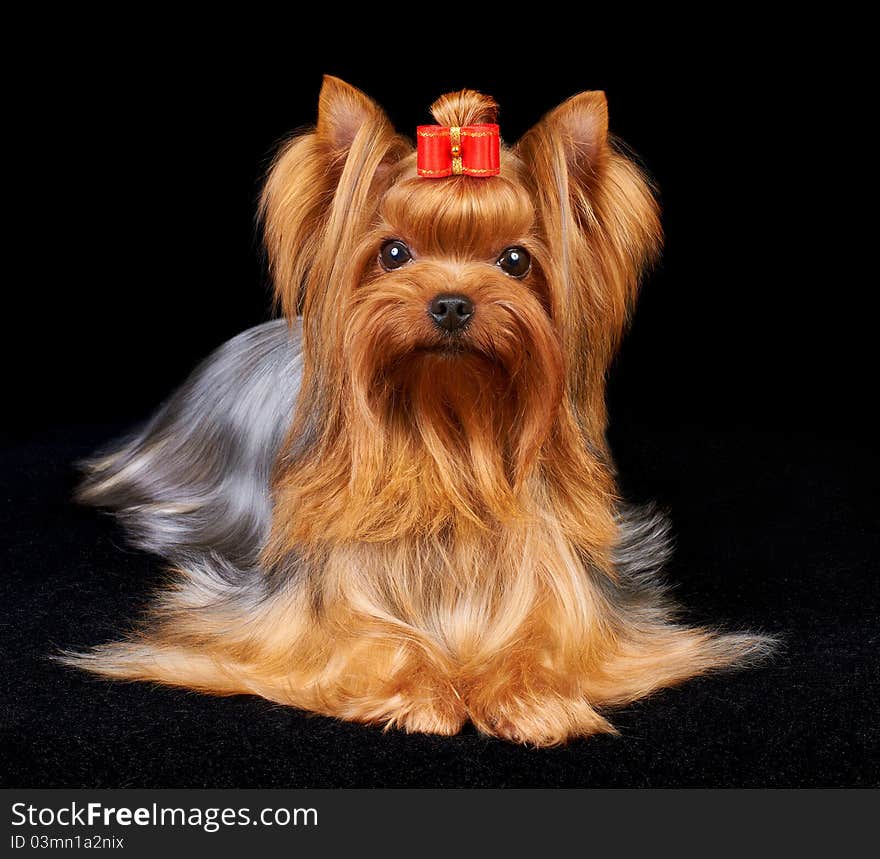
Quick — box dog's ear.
[316,75,391,153]
[260,76,408,322]
[515,88,660,294]
[315,76,407,188]
[517,90,609,185]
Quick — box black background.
[6,41,871,439]
[3,35,877,787]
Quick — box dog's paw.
[337,686,467,737]
[385,695,468,736]
[470,689,615,747]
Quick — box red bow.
[417,124,500,178]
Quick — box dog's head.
[261,77,661,544]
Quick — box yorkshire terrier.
[67,76,769,745]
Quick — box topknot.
[429,89,498,127]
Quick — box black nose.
[428,293,474,332]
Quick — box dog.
[66,76,770,745]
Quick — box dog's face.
[345,164,562,487]
[260,77,661,544]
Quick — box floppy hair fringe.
[517,125,662,441]
[306,119,410,353]
[259,133,332,321]
[259,117,409,325]
[260,111,411,479]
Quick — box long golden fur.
[69,77,769,745]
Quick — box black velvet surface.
[2,419,877,788]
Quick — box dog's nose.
[428,293,474,332]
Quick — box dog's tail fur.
[76,319,302,571]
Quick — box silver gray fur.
[78,319,302,577]
[79,318,672,587]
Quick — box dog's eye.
[379,239,413,271]
[496,246,531,278]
